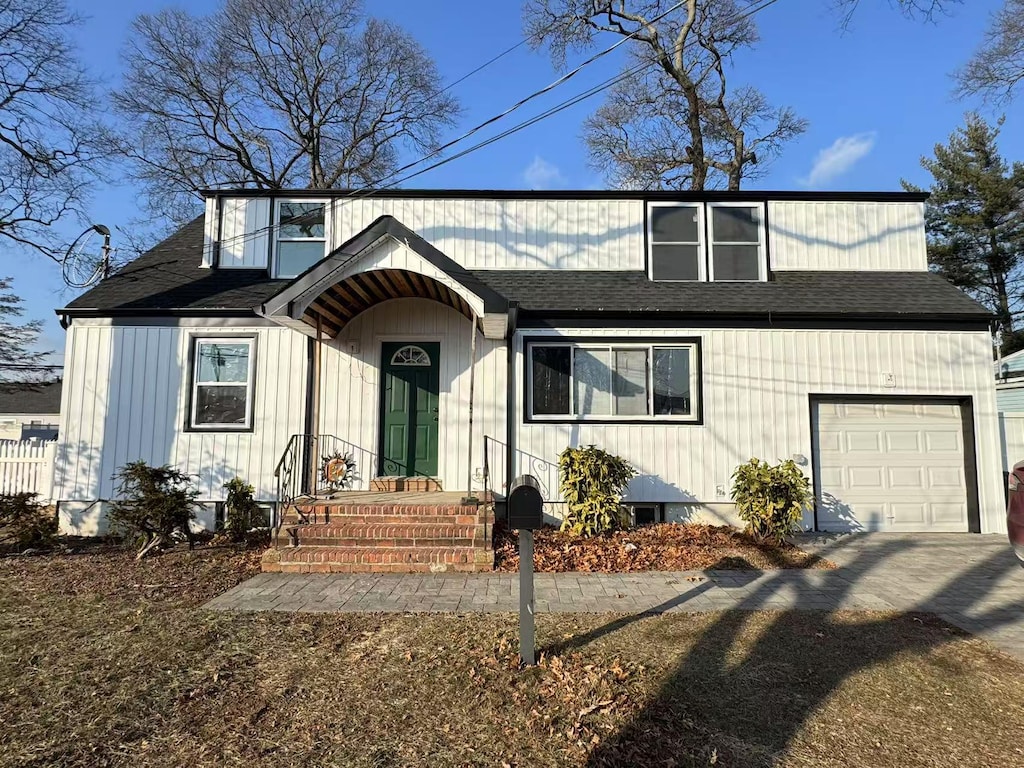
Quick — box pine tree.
[905,114,1024,350]
[0,278,49,383]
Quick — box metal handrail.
[273,433,355,530]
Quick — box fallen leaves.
[493,522,834,572]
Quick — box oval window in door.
[390,345,431,367]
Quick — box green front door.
[378,342,440,477]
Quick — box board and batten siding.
[512,327,1005,534]
[768,201,928,271]
[204,195,930,273]
[56,321,308,535]
[317,298,506,494]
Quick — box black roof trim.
[517,313,992,331]
[199,188,929,203]
[262,215,509,319]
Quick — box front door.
[378,342,440,477]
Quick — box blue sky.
[9,0,1023,363]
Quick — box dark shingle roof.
[0,381,62,414]
[471,270,991,319]
[61,214,990,321]
[64,216,286,312]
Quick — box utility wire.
[203,0,779,255]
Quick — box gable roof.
[0,381,62,414]
[261,215,508,320]
[60,213,990,323]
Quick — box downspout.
[464,312,478,502]
[504,303,519,505]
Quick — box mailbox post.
[508,475,543,666]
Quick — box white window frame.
[189,337,256,431]
[706,201,767,282]
[647,202,706,282]
[272,198,329,279]
[526,341,700,423]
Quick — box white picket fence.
[0,440,56,501]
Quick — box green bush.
[109,461,199,559]
[223,476,260,542]
[558,445,636,537]
[0,493,55,549]
[731,458,812,545]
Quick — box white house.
[54,189,1004,539]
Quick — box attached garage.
[812,398,980,533]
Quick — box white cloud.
[801,132,877,187]
[522,155,566,189]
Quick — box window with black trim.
[647,201,766,282]
[528,341,699,421]
[190,338,255,429]
[273,200,327,278]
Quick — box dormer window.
[649,203,703,281]
[708,203,765,281]
[273,200,327,278]
[647,201,766,281]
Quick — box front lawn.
[1,545,1022,767]
[494,522,833,571]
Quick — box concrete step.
[281,513,485,527]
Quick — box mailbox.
[508,474,544,530]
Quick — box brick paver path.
[206,533,1024,658]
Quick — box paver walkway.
[207,533,1024,658]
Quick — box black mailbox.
[508,474,544,530]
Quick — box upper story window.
[189,337,255,430]
[273,200,327,278]
[528,340,700,422]
[648,202,766,282]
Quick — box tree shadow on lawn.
[541,537,1024,766]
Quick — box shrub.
[731,458,812,545]
[558,445,637,537]
[0,493,55,549]
[223,476,260,542]
[109,461,199,559]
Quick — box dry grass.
[494,523,834,572]
[1,545,1022,767]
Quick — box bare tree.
[955,0,1024,105]
[113,0,461,226]
[832,0,961,27]
[524,1,806,190]
[0,0,104,263]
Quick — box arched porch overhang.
[258,215,512,340]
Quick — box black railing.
[273,434,363,529]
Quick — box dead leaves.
[494,522,833,572]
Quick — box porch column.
[465,312,478,501]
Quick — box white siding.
[327,197,644,271]
[318,298,507,493]
[55,321,307,534]
[1001,413,1024,471]
[219,197,271,268]
[512,327,1005,534]
[202,196,217,267]
[769,200,928,271]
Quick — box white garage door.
[814,401,970,532]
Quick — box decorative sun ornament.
[320,451,357,491]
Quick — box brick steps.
[282,513,483,526]
[263,545,492,573]
[264,497,494,574]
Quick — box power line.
[206,0,779,255]
[209,1,688,253]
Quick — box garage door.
[814,401,970,532]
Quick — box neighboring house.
[54,189,1004,537]
[995,347,1024,412]
[0,381,61,441]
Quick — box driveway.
[207,533,1024,658]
